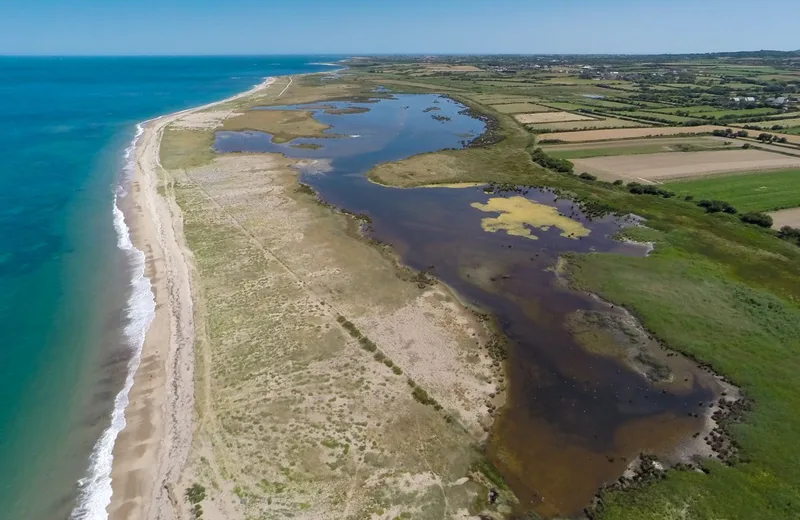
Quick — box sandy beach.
[108,78,276,520]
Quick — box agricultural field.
[769,207,800,229]
[617,110,701,123]
[650,105,721,114]
[514,111,596,124]
[693,107,781,120]
[539,125,725,143]
[737,129,800,145]
[542,136,739,159]
[666,169,800,212]
[528,117,646,132]
[474,94,544,104]
[742,116,800,130]
[577,98,640,110]
[571,149,800,182]
[539,101,594,111]
[491,102,554,114]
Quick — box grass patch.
[666,169,800,212]
[548,144,680,159]
[160,127,215,170]
[490,102,553,114]
[568,245,800,520]
[221,109,330,143]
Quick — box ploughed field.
[769,207,800,229]
[513,111,595,124]
[542,136,740,159]
[538,125,727,143]
[571,149,800,183]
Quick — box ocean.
[0,56,337,520]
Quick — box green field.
[621,110,701,123]
[578,98,638,110]
[547,145,671,159]
[651,105,720,114]
[667,169,800,212]
[539,101,592,111]
[490,102,553,113]
[697,107,781,120]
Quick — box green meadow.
[667,169,800,212]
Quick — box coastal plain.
[114,54,800,520]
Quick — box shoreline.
[102,77,277,520]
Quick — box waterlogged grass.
[568,237,800,520]
[667,169,800,212]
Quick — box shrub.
[612,179,624,186]
[697,199,737,214]
[186,484,206,505]
[391,365,403,375]
[531,147,574,174]
[628,182,675,198]
[742,143,751,149]
[740,212,773,228]
[359,337,377,352]
[777,226,800,245]
[578,172,597,181]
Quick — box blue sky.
[2,0,799,55]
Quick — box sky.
[1,0,799,56]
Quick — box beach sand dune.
[108,78,276,520]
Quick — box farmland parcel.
[572,149,800,182]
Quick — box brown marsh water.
[215,94,720,518]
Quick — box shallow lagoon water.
[215,95,716,517]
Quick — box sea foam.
[69,123,156,520]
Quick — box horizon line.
[2,49,800,59]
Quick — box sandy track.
[572,149,800,182]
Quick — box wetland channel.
[215,93,721,518]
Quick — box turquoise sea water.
[0,56,336,520]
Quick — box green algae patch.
[470,196,590,240]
